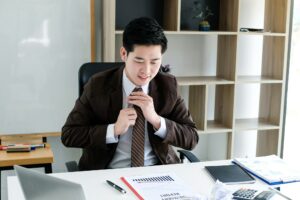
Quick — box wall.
[1,1,101,199]
[0,0,90,134]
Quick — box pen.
[268,187,292,200]
[106,180,126,194]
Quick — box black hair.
[122,17,168,54]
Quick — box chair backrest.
[78,62,124,96]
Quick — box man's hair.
[123,17,168,54]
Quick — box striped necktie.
[131,87,145,167]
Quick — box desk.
[1,144,53,191]
[9,160,294,200]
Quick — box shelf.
[177,76,234,86]
[236,76,283,84]
[165,31,238,35]
[235,118,279,131]
[206,120,232,133]
[115,30,238,35]
[103,0,290,160]
[238,32,286,37]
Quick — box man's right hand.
[114,108,137,136]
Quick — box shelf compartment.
[235,83,282,128]
[235,118,280,131]
[196,132,232,160]
[177,76,234,86]
[115,0,178,31]
[256,130,279,156]
[179,0,238,32]
[206,85,234,132]
[236,35,264,78]
[180,0,220,31]
[163,34,219,77]
[236,35,285,80]
[189,85,206,130]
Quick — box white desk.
[8,160,298,200]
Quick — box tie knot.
[132,87,143,93]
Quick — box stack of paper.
[233,155,300,185]
[121,173,205,200]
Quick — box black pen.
[106,180,126,194]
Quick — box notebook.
[205,164,256,184]
[14,165,86,200]
[233,155,300,185]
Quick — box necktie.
[131,87,145,167]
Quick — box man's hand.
[128,91,161,130]
[114,108,137,136]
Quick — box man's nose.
[142,63,151,74]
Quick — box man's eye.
[135,60,143,63]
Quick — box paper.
[233,155,300,185]
[121,173,207,200]
[210,180,233,200]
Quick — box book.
[205,164,256,184]
[233,155,300,185]
[121,173,204,200]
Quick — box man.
[61,17,198,170]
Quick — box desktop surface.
[7,161,296,200]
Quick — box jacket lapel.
[108,67,123,123]
[149,79,160,114]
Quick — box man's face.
[121,45,162,86]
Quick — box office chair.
[65,62,199,172]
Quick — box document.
[233,155,300,185]
[121,173,206,200]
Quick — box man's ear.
[120,47,127,61]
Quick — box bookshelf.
[101,0,291,160]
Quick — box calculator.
[232,188,275,200]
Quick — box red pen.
[0,145,8,150]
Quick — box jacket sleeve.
[161,78,199,150]
[61,78,110,150]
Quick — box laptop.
[14,165,86,200]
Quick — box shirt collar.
[123,69,149,96]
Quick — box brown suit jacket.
[61,66,198,170]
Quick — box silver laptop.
[14,165,86,200]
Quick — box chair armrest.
[65,161,79,172]
[177,150,200,163]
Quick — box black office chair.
[65,62,199,172]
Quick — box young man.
[61,17,198,170]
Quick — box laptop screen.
[14,165,86,200]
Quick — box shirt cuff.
[154,117,167,139]
[106,124,118,143]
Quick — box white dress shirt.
[106,70,167,168]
